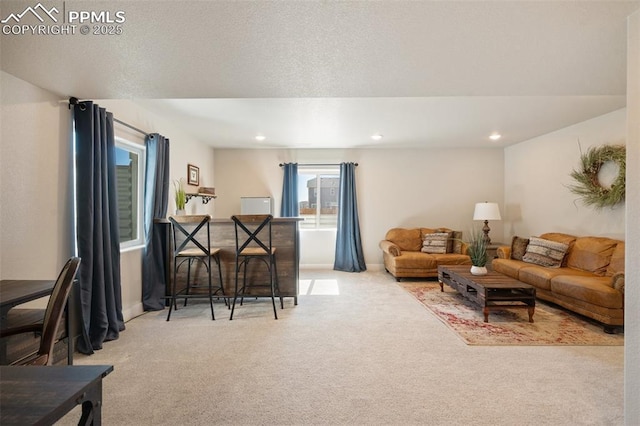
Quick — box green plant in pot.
[467,230,488,275]
[173,179,186,214]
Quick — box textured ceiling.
[1,1,638,148]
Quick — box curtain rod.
[113,118,150,137]
[279,163,358,167]
[68,97,150,137]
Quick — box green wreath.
[568,145,626,208]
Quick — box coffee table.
[437,265,536,323]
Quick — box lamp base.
[482,220,492,245]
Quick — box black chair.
[167,215,225,321]
[230,214,282,320]
[0,257,81,366]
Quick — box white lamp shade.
[473,202,502,221]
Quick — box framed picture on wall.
[187,164,199,186]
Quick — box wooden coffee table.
[437,265,536,323]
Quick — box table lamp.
[473,202,501,245]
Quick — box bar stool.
[167,214,225,321]
[230,214,282,320]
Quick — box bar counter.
[155,217,301,305]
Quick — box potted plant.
[173,179,186,214]
[467,230,488,275]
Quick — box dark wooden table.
[0,365,114,425]
[437,265,536,323]
[0,280,55,319]
[0,280,76,364]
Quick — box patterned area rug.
[399,281,624,346]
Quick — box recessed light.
[489,133,501,141]
[371,134,383,141]
[255,135,266,141]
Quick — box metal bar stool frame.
[167,214,225,321]
[230,214,282,320]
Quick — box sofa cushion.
[392,251,437,269]
[519,266,593,291]
[385,228,422,252]
[430,253,472,266]
[522,236,569,268]
[605,242,625,276]
[566,237,618,277]
[492,258,527,278]
[421,232,451,254]
[539,232,577,246]
[510,236,529,260]
[551,275,624,309]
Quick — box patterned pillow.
[522,236,569,268]
[421,232,450,254]
[510,236,529,260]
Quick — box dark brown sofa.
[493,232,625,332]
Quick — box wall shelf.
[185,193,217,204]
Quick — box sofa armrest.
[611,272,625,295]
[379,240,402,257]
[497,246,511,259]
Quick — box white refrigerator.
[240,197,273,215]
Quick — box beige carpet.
[399,281,624,346]
[57,269,624,425]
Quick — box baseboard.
[300,263,384,271]
[300,264,334,269]
[122,302,145,323]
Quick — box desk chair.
[167,215,225,321]
[230,215,282,320]
[0,257,80,366]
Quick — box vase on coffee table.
[470,265,488,276]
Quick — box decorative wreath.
[568,144,626,208]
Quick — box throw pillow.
[522,236,569,268]
[566,237,618,276]
[510,236,529,261]
[434,228,455,253]
[606,242,625,277]
[450,231,463,254]
[421,232,450,254]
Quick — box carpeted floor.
[398,281,624,346]
[56,269,624,425]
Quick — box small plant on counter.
[173,179,186,212]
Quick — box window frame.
[115,136,146,252]
[298,166,340,231]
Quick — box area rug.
[399,281,624,346]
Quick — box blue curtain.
[334,162,366,272]
[142,134,170,310]
[280,162,299,217]
[73,101,125,353]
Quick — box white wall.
[214,148,505,267]
[503,109,626,240]
[1,71,72,280]
[625,10,639,426]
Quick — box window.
[115,138,145,250]
[298,167,340,229]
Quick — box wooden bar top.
[154,217,303,223]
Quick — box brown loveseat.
[380,227,471,281]
[493,232,624,332]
